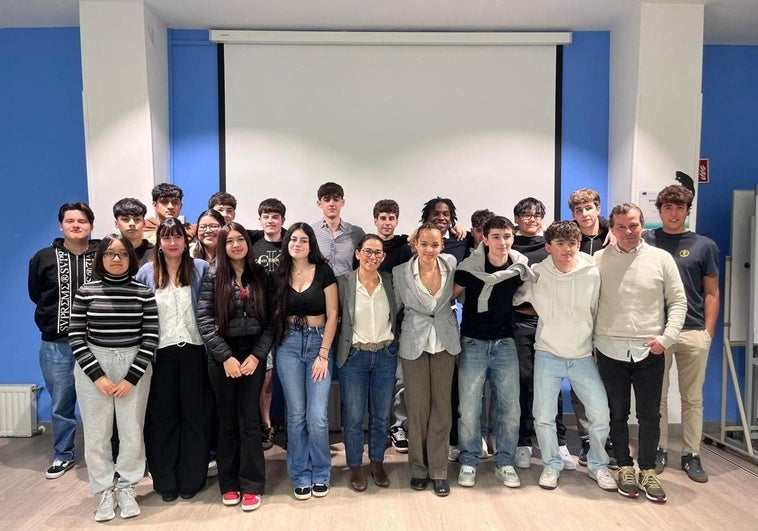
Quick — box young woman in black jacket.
[197,222,273,512]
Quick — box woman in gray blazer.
[336,234,399,492]
[392,223,460,497]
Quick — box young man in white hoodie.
[514,221,616,492]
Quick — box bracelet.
[318,354,329,361]
[319,346,329,351]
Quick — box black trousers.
[513,315,566,446]
[207,345,266,495]
[596,351,664,470]
[145,343,209,494]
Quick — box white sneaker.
[94,489,116,522]
[495,465,521,488]
[514,446,532,469]
[448,445,461,462]
[558,445,577,470]
[458,465,477,487]
[117,486,140,519]
[207,459,218,477]
[480,437,491,459]
[539,467,560,490]
[589,465,618,491]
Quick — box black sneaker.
[390,426,409,453]
[261,423,274,451]
[681,453,709,483]
[578,440,590,466]
[655,447,668,474]
[46,459,74,479]
[294,486,311,500]
[312,483,330,497]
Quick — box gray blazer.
[392,254,461,361]
[336,270,398,368]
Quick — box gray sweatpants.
[74,343,152,494]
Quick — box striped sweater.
[68,273,159,385]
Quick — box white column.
[79,0,167,236]
[609,2,704,227]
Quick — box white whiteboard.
[729,188,757,343]
[221,40,560,233]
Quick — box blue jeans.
[339,344,398,467]
[534,351,610,472]
[276,325,333,488]
[458,336,520,468]
[39,340,77,462]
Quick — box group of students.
[27,180,718,521]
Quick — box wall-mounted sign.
[699,158,709,183]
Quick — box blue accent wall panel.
[0,28,87,421]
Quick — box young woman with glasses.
[192,209,226,266]
[69,234,158,521]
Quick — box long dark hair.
[153,218,193,289]
[272,222,327,345]
[214,222,268,334]
[94,234,138,279]
[192,209,225,263]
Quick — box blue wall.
[699,45,758,421]
[4,27,754,425]
[0,28,88,420]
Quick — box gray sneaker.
[94,489,116,522]
[495,465,521,488]
[655,447,668,474]
[117,486,140,518]
[514,446,532,469]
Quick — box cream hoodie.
[514,252,600,359]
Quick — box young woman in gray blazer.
[336,234,399,492]
[392,223,461,497]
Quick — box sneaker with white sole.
[514,446,532,469]
[46,459,74,479]
[117,486,140,519]
[638,469,667,503]
[495,465,521,488]
[558,445,577,470]
[241,493,261,511]
[390,426,409,453]
[589,466,617,491]
[458,465,477,487]
[448,445,461,462]
[539,467,560,490]
[617,466,639,498]
[94,488,116,522]
[486,433,497,455]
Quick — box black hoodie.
[28,238,99,341]
[573,216,611,256]
[379,234,413,272]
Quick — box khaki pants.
[659,329,712,454]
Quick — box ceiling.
[3,0,758,45]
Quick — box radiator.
[0,384,44,437]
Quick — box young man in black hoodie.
[568,188,617,468]
[511,197,576,471]
[28,202,98,479]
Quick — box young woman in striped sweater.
[68,234,159,522]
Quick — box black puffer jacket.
[196,270,273,364]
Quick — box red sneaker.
[222,491,241,506]
[241,493,261,511]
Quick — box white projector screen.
[222,37,561,235]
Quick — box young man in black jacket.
[28,202,98,479]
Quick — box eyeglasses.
[518,213,543,220]
[360,249,385,258]
[198,223,221,232]
[103,251,130,260]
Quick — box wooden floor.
[2,425,757,531]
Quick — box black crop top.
[286,263,336,318]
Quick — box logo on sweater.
[679,249,690,258]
